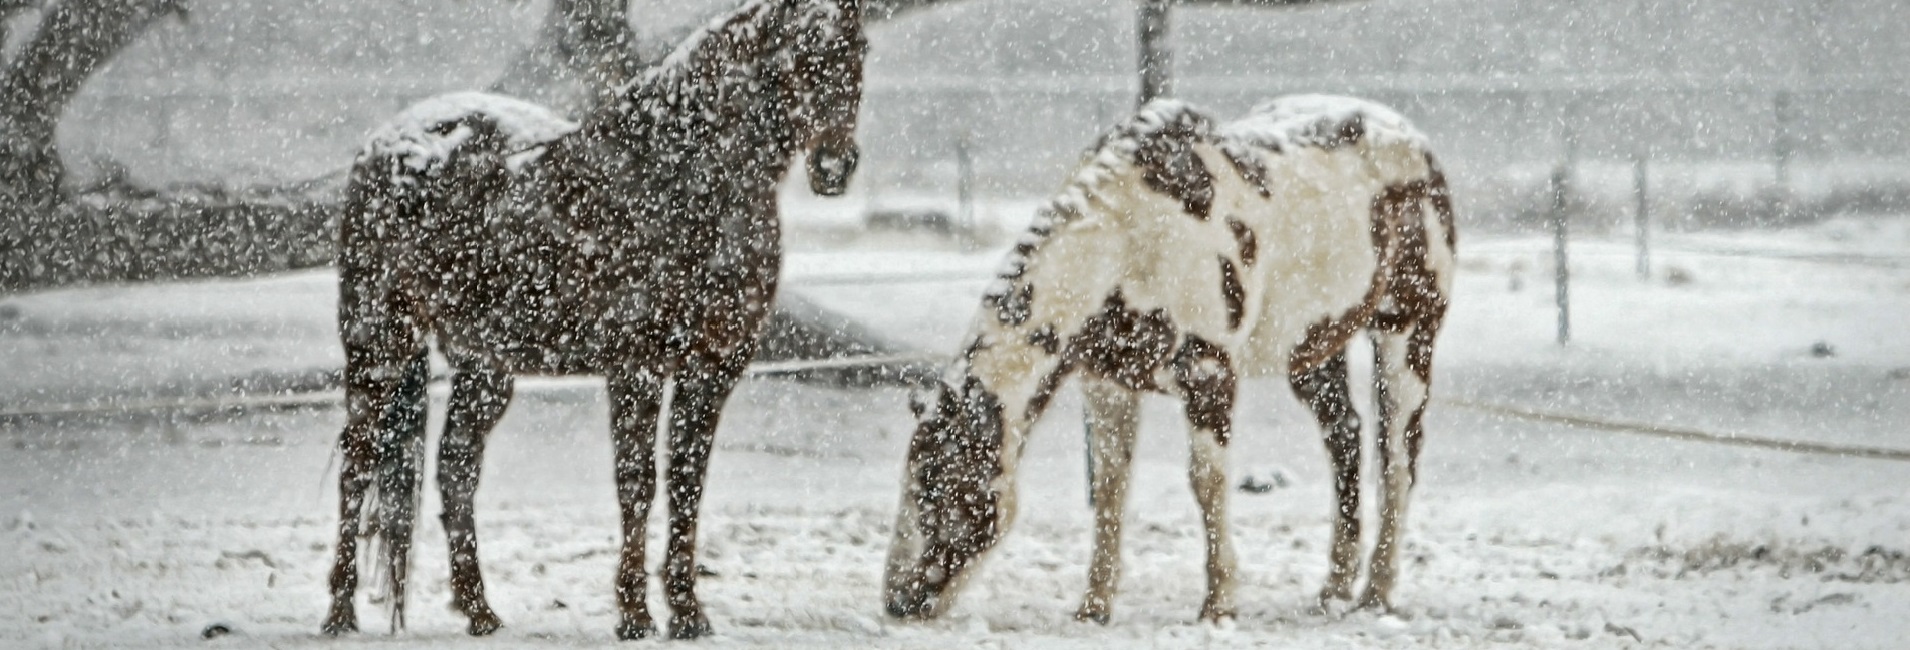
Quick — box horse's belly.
[1232,204,1385,376]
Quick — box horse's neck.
[958,328,1059,429]
[953,205,1131,472]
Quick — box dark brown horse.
[320,0,866,640]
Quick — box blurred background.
[3,2,1908,646]
[28,0,1910,235]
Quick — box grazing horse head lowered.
[320,0,866,641]
[884,96,1456,624]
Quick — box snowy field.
[2,214,1908,648]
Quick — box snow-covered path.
[3,217,1907,648]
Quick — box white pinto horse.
[883,95,1456,624]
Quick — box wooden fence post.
[1634,152,1650,280]
[1552,162,1571,345]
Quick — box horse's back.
[1219,95,1453,376]
[1084,96,1448,377]
[337,93,582,354]
[360,92,578,176]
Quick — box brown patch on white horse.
[1028,289,1178,421]
[1226,217,1258,267]
[987,281,1034,327]
[1299,113,1367,150]
[893,375,1009,616]
[1126,107,1216,219]
[1217,256,1245,331]
[1221,146,1274,199]
[1172,334,1237,445]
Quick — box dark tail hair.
[372,350,430,633]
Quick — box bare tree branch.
[2,0,183,207]
[1,0,40,66]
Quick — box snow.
[3,213,1909,648]
[1228,94,1431,153]
[361,91,579,175]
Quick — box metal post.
[1551,163,1571,345]
[1773,91,1793,195]
[1772,91,1796,221]
[1136,0,1172,106]
[954,134,976,252]
[1633,152,1649,280]
[1083,415,1097,507]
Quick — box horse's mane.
[608,0,849,122]
[978,99,1216,311]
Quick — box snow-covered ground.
[2,213,1907,648]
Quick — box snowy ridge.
[1226,94,1429,154]
[360,91,578,175]
[983,95,1431,306]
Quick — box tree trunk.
[488,0,642,117]
[1,0,182,211]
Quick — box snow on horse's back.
[886,95,1454,623]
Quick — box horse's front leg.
[659,350,750,639]
[1174,336,1240,623]
[1076,377,1140,624]
[607,368,665,640]
[438,362,514,636]
[1186,421,1238,623]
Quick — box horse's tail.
[370,349,430,633]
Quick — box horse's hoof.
[1073,605,1111,625]
[616,616,658,641]
[319,614,357,636]
[1354,591,1393,613]
[668,612,713,640]
[466,612,503,637]
[1197,602,1236,625]
[1317,582,1355,604]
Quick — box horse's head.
[777,0,866,196]
[884,375,1015,620]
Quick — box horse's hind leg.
[1076,377,1141,624]
[660,352,751,639]
[1289,352,1361,608]
[322,338,422,635]
[607,368,665,640]
[438,359,514,636]
[1362,320,1437,610]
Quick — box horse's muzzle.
[883,590,938,621]
[807,141,859,197]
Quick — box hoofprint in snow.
[884,96,1454,625]
[2,211,1908,648]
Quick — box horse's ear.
[908,379,952,419]
[834,0,861,20]
[908,390,929,418]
